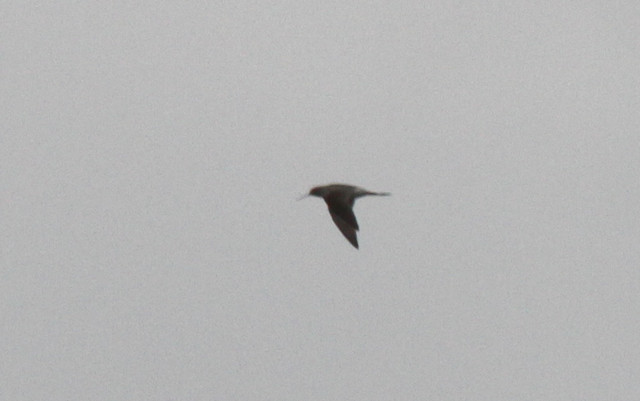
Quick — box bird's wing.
[325,193,359,230]
[329,209,359,249]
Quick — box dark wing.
[324,193,359,230]
[329,209,359,249]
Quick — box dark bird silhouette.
[301,184,390,249]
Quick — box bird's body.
[304,184,390,249]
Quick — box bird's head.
[308,186,327,198]
[297,186,322,201]
[297,186,327,201]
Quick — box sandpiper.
[301,184,390,249]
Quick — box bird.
[300,184,390,249]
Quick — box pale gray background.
[2,1,639,400]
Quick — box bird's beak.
[297,193,310,201]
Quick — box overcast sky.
[3,1,640,400]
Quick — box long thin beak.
[297,193,310,201]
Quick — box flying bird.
[301,184,390,249]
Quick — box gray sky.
[3,1,640,400]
